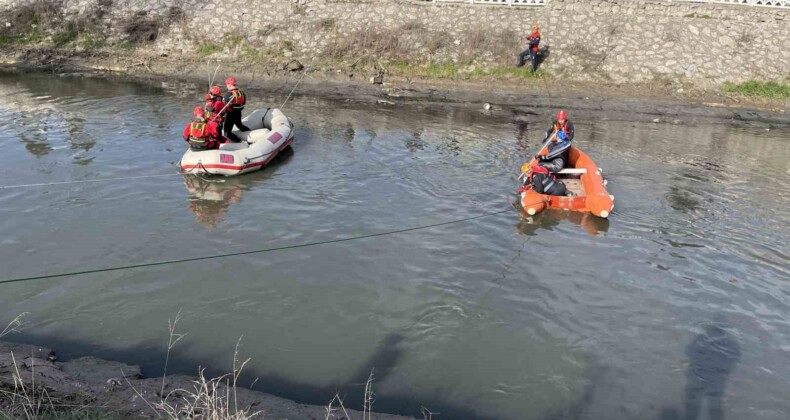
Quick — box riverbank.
[0,339,412,419]
[1,44,789,128]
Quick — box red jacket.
[183,119,223,148]
[205,99,226,122]
[527,31,541,52]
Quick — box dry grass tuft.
[460,26,520,65]
[152,367,261,420]
[0,313,29,339]
[325,26,405,60]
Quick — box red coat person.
[183,106,225,150]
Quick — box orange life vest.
[229,89,246,110]
[553,120,570,136]
[188,121,210,147]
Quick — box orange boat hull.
[520,147,614,218]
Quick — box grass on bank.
[196,43,222,57]
[385,59,548,81]
[724,80,790,100]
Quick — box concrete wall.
[1,0,788,84]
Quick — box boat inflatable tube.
[179,108,293,176]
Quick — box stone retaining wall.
[1,0,788,84]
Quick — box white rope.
[280,69,306,110]
[0,173,182,190]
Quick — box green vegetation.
[52,23,78,47]
[0,2,107,50]
[0,34,16,46]
[115,41,136,50]
[80,34,105,49]
[240,44,264,61]
[25,27,44,43]
[198,33,260,58]
[196,43,222,57]
[467,66,546,80]
[385,60,458,78]
[385,59,548,81]
[223,32,243,47]
[724,80,790,99]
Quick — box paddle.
[519,131,557,181]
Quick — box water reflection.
[21,135,54,157]
[683,315,741,420]
[666,154,729,213]
[183,146,295,229]
[0,71,167,165]
[516,209,610,236]
[666,183,702,213]
[513,120,531,152]
[184,176,245,229]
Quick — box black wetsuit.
[223,89,250,142]
[540,120,574,172]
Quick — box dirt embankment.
[0,46,785,126]
[1,44,788,129]
[0,0,788,123]
[0,340,412,419]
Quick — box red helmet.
[557,110,568,122]
[193,106,204,118]
[225,77,236,86]
[210,85,221,96]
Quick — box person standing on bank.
[222,77,250,142]
[517,24,541,72]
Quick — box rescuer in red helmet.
[182,106,226,150]
[222,77,250,142]
[535,110,574,172]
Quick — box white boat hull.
[179,108,293,176]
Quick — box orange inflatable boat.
[519,146,614,218]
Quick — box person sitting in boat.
[182,106,226,151]
[536,110,574,172]
[223,77,250,142]
[525,164,567,196]
[545,110,574,142]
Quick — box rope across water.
[0,207,512,285]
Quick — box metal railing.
[689,0,789,7]
[428,0,789,8]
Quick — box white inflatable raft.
[179,108,293,176]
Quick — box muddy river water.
[0,72,788,419]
